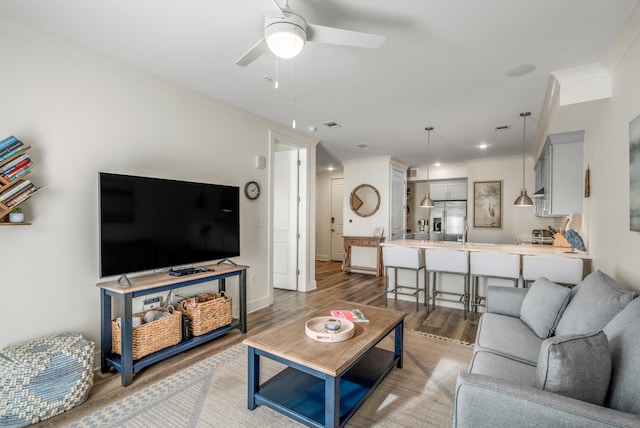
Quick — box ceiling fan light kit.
[265,13,306,59]
[235,0,386,66]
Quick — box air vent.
[494,124,510,132]
[408,168,418,178]
[322,121,342,129]
[355,143,369,149]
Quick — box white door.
[273,143,299,290]
[390,166,406,240]
[330,178,344,261]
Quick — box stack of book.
[1,153,32,182]
[0,136,25,164]
[0,180,37,208]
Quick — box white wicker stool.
[0,333,95,427]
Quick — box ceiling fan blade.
[235,38,269,67]
[306,24,386,48]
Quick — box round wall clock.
[244,181,260,200]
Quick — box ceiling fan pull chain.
[292,58,297,129]
[275,57,279,89]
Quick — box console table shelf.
[97,263,248,386]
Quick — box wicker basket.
[183,292,232,336]
[112,306,182,360]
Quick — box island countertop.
[381,239,590,259]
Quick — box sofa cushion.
[520,278,571,339]
[535,331,611,406]
[555,270,636,336]
[603,297,640,415]
[475,313,543,365]
[469,349,536,387]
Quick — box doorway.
[271,133,307,291]
[390,164,407,240]
[330,178,344,261]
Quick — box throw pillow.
[535,331,611,406]
[520,277,571,339]
[555,270,636,336]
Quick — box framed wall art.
[473,180,502,228]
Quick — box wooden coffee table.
[244,303,406,428]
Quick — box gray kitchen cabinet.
[534,131,584,217]
[430,179,467,201]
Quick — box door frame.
[268,130,317,294]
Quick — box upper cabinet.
[534,131,584,217]
[430,179,467,201]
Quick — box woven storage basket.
[183,292,232,336]
[112,306,182,360]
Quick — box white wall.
[343,157,391,269]
[0,20,317,349]
[541,4,640,291]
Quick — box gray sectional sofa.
[453,270,640,427]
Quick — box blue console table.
[97,264,247,386]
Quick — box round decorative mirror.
[350,184,381,217]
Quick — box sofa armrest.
[454,373,640,428]
[485,286,528,317]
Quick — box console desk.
[342,236,385,277]
[97,263,247,386]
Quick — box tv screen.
[99,172,240,277]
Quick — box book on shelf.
[4,162,32,180]
[330,309,369,322]
[0,141,23,159]
[0,179,32,202]
[0,144,25,163]
[0,136,18,151]
[0,154,30,173]
[5,186,37,208]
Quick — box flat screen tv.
[99,172,240,277]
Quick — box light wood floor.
[35,260,478,427]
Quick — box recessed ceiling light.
[505,64,536,77]
[479,143,488,149]
[356,143,369,149]
[322,121,342,129]
[434,161,441,167]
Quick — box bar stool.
[469,251,521,320]
[521,255,584,287]
[383,246,427,311]
[425,248,470,319]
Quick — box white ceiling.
[0,0,635,171]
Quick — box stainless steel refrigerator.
[429,201,467,241]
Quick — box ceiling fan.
[236,0,387,66]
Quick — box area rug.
[67,331,472,427]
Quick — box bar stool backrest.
[383,246,425,269]
[470,251,520,279]
[521,255,584,286]
[425,248,469,274]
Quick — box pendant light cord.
[520,112,530,191]
[425,126,433,182]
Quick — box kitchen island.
[381,239,590,259]
[381,239,591,313]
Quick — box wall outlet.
[142,296,161,311]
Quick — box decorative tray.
[305,316,355,343]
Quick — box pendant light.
[514,112,534,206]
[420,126,435,208]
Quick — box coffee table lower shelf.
[249,346,398,428]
